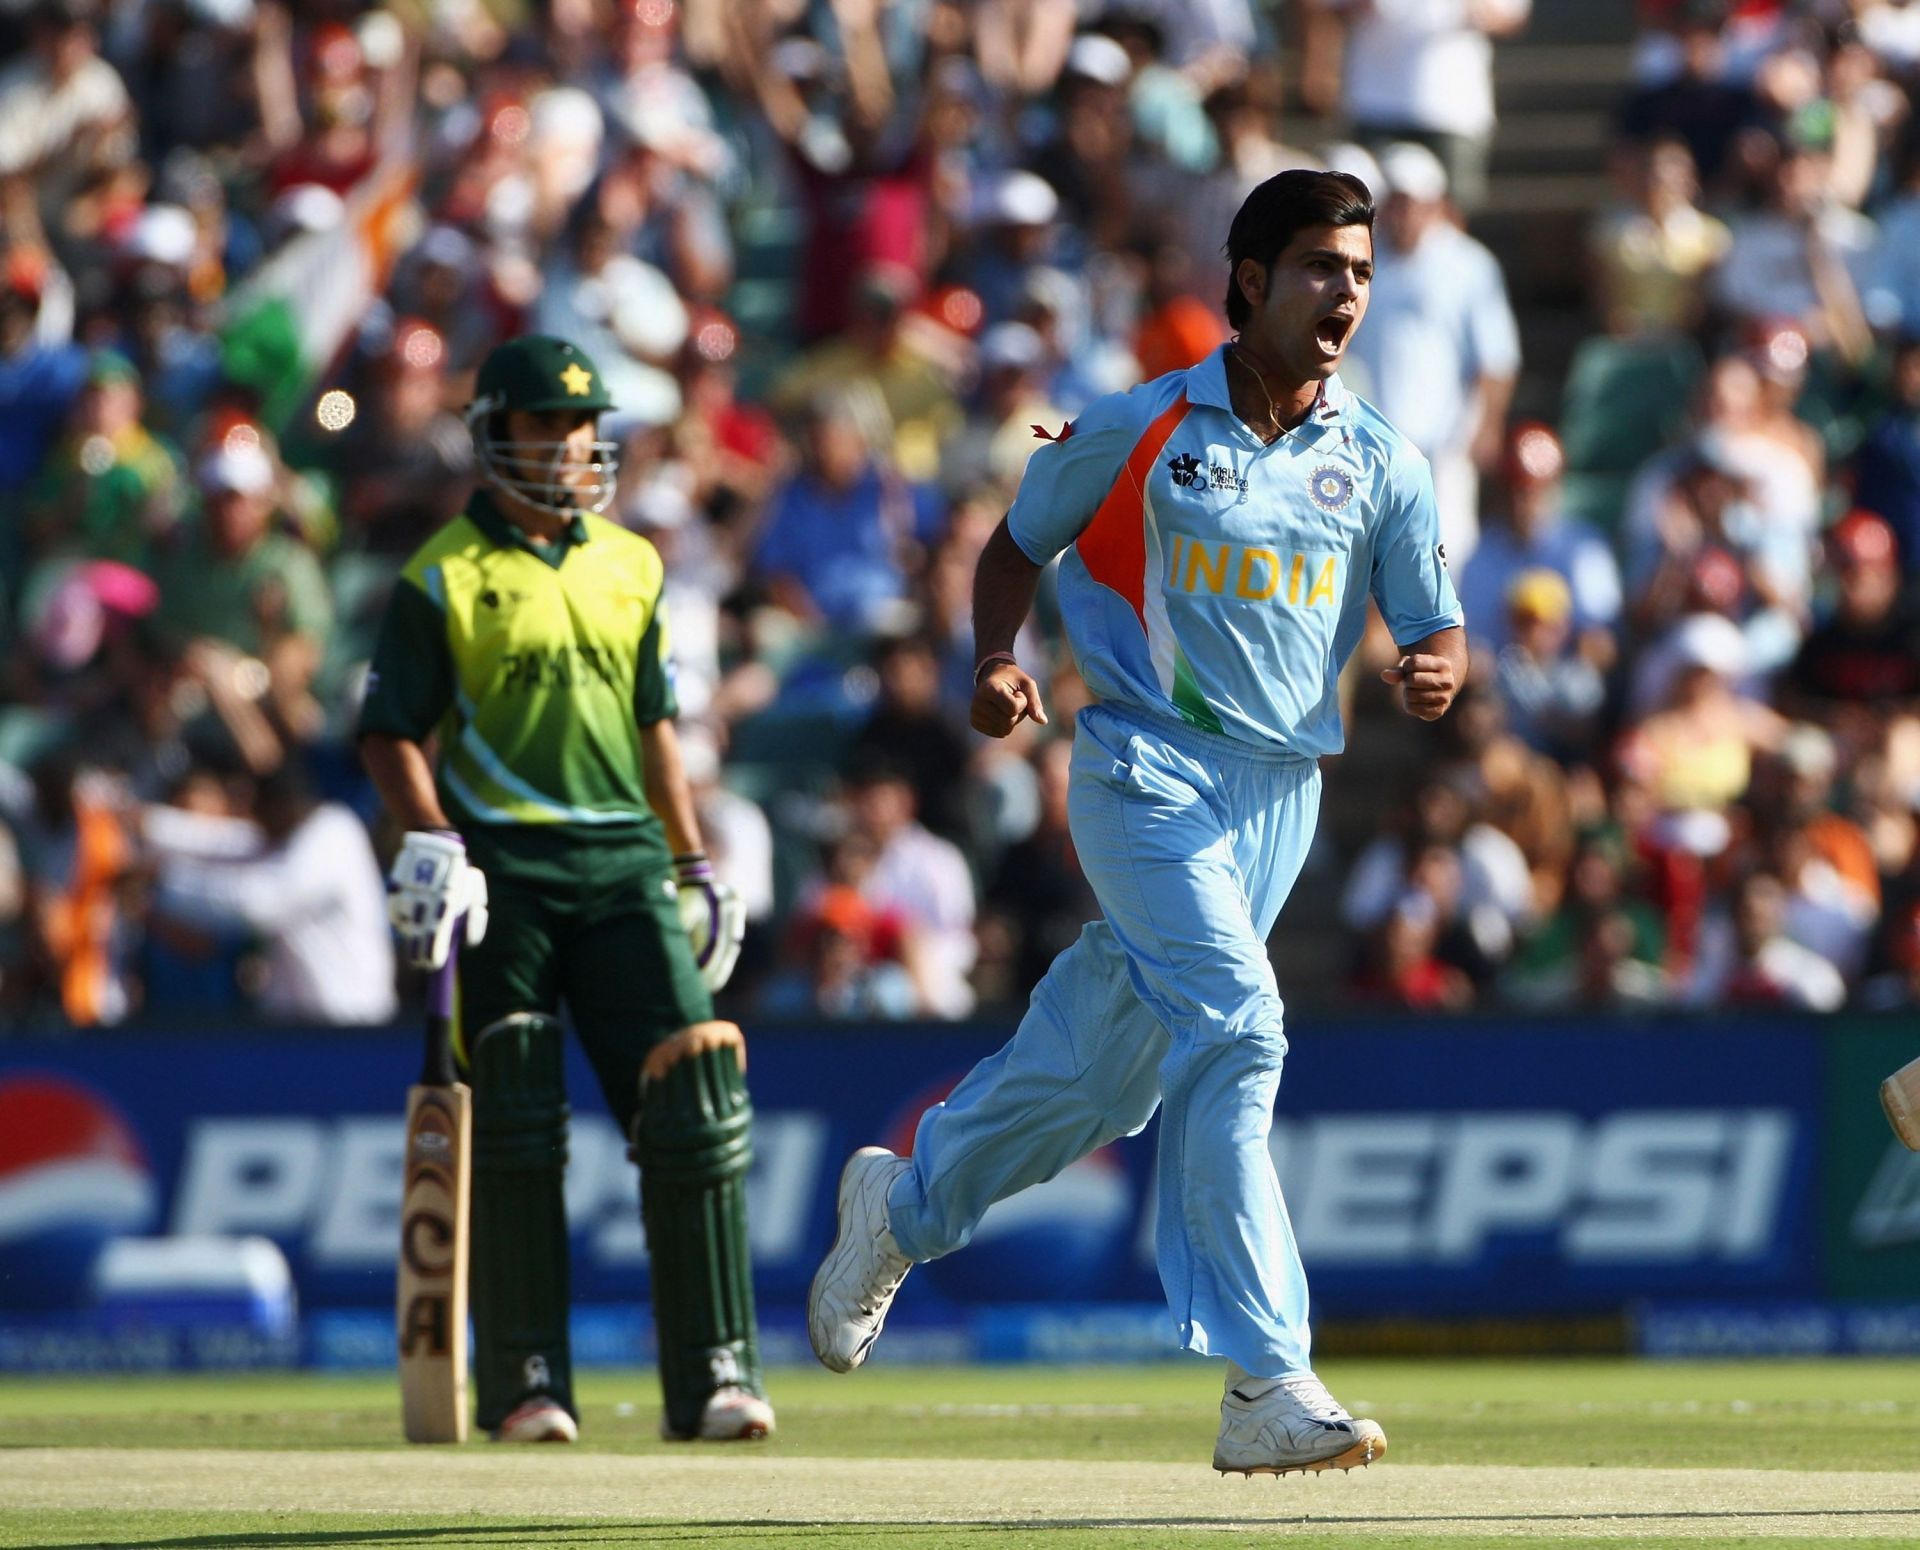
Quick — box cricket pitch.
[8,1449,1920,1540]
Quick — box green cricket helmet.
[466,334,620,517]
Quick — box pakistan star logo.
[1167,452,1207,490]
[559,362,595,396]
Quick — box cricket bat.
[1883,1055,1920,1152]
[398,942,471,1442]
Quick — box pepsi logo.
[0,1074,157,1310]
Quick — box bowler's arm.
[970,519,1049,737]
[1381,625,1469,722]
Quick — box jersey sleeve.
[1003,394,1140,565]
[356,575,454,741]
[1370,447,1465,648]
[632,594,679,726]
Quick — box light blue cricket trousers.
[887,699,1323,1377]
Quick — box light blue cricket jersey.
[1007,345,1464,760]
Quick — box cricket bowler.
[360,333,771,1444]
[808,170,1468,1474]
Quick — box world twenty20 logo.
[1167,452,1208,490]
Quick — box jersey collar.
[467,489,592,567]
[1186,345,1350,435]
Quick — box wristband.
[973,651,1019,686]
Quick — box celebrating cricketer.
[809,169,1469,1474]
[360,334,770,1444]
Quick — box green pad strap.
[469,1013,574,1431]
[635,1042,764,1437]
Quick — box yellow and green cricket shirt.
[357,491,677,884]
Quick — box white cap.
[196,443,275,496]
[607,258,689,361]
[416,224,474,272]
[185,0,255,27]
[1065,33,1132,87]
[1780,722,1837,780]
[269,183,345,239]
[979,321,1045,373]
[126,204,197,268]
[1378,141,1448,202]
[529,86,604,153]
[1670,612,1746,677]
[984,170,1059,228]
[1319,141,1383,201]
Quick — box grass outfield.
[2,1360,1918,1548]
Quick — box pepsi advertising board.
[0,1020,1823,1348]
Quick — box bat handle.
[421,926,461,1088]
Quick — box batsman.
[359,333,772,1444]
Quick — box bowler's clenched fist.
[971,660,1049,738]
[1381,653,1458,721]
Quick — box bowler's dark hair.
[1223,170,1374,329]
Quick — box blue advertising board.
[0,1019,1824,1351]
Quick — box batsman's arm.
[638,717,705,858]
[970,518,1049,737]
[361,735,454,832]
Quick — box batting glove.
[672,852,745,992]
[387,830,490,971]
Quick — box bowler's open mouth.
[1314,314,1354,353]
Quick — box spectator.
[1491,570,1607,761]
[1458,421,1623,663]
[0,250,87,500]
[1590,135,1730,338]
[327,318,472,555]
[752,385,939,634]
[1711,126,1876,362]
[983,738,1096,999]
[942,321,1067,500]
[151,435,331,739]
[1615,4,1761,195]
[23,348,182,570]
[14,751,132,1026]
[143,764,396,1024]
[0,0,134,229]
[1342,141,1521,567]
[841,756,976,1017]
[1783,510,1920,736]
[1350,891,1474,1010]
[1693,867,1845,1010]
[1849,332,1920,570]
[773,262,962,484]
[1302,0,1533,212]
[761,884,920,1020]
[1503,827,1669,1007]
[845,634,973,844]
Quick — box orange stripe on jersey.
[1073,393,1191,631]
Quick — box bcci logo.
[1167,452,1208,491]
[1308,465,1354,511]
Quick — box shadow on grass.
[18,1506,1920,1550]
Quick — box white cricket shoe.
[688,1385,776,1441]
[491,1396,578,1443]
[1212,1369,1386,1476]
[808,1146,914,1372]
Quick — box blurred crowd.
[3,0,1919,1030]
